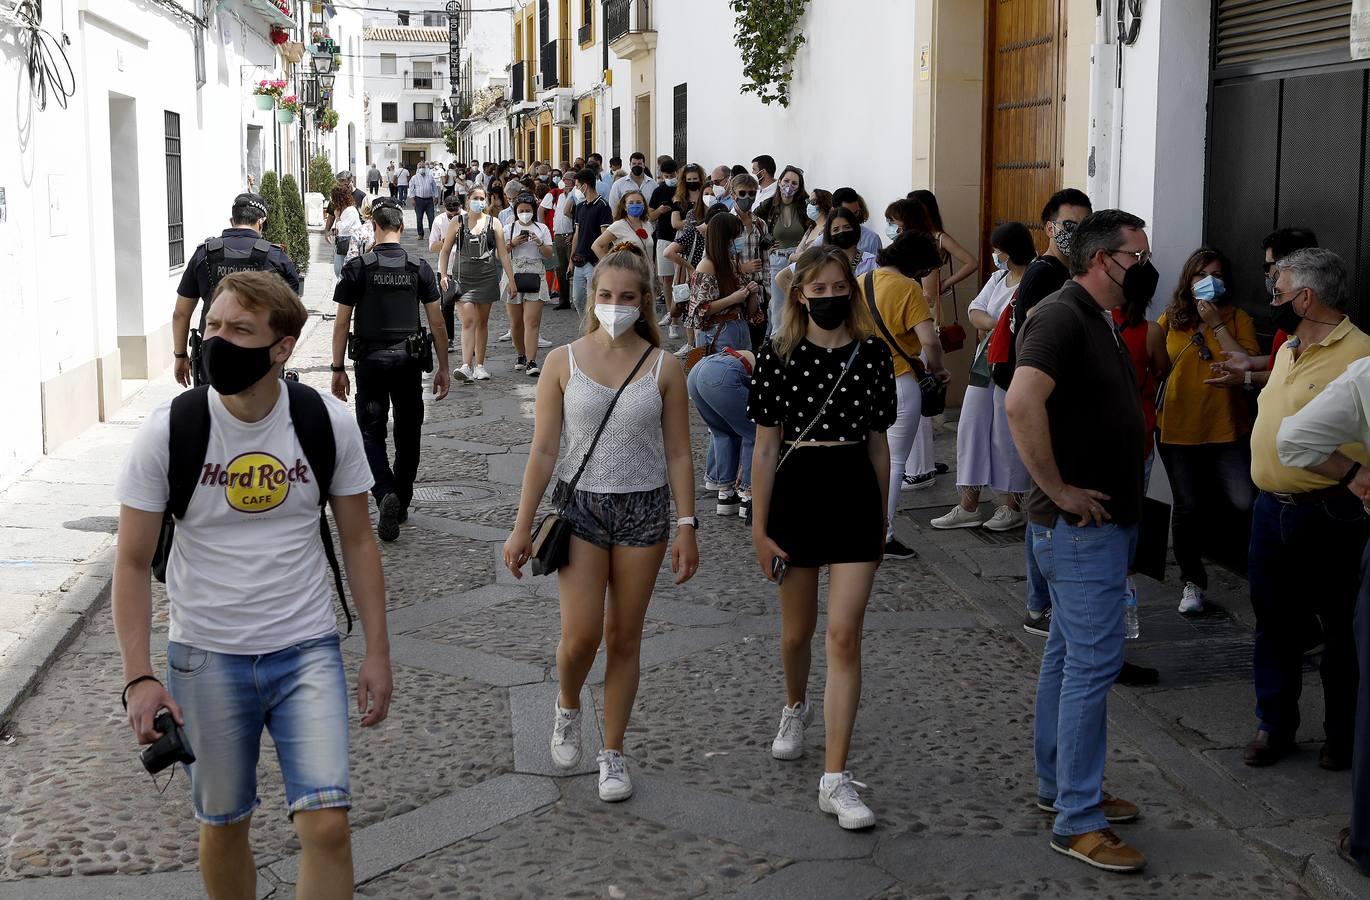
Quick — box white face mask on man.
[594,303,640,338]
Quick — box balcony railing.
[605,0,649,43]
[510,60,525,102]
[539,39,560,90]
[408,73,444,91]
[405,121,444,138]
[577,22,591,44]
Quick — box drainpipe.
[1087,0,1119,208]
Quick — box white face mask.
[518,211,534,224]
[712,185,727,198]
[703,194,718,209]
[594,303,640,338]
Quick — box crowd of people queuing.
[116,146,1370,897]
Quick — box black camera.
[141,711,196,774]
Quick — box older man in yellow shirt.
[1244,248,1370,773]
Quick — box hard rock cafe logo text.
[201,453,311,513]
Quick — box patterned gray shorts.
[556,481,671,550]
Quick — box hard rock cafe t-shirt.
[118,385,373,654]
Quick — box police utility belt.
[348,250,434,372]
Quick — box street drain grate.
[411,483,498,503]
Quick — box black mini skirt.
[767,442,884,567]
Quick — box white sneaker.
[657,311,673,326]
[472,364,491,381]
[818,771,876,830]
[453,364,474,383]
[549,704,582,770]
[1179,582,1205,615]
[983,506,1026,532]
[538,336,552,348]
[704,478,726,491]
[498,329,513,341]
[597,750,633,801]
[673,342,693,358]
[930,505,981,530]
[668,325,681,339]
[771,700,814,760]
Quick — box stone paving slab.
[269,773,559,885]
[342,633,544,687]
[0,871,273,899]
[562,774,875,861]
[509,681,604,777]
[729,860,894,900]
[382,584,538,634]
[1205,747,1351,820]
[407,512,510,543]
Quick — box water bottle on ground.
[1124,576,1140,640]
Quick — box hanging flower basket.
[318,107,339,132]
[276,109,296,124]
[252,79,287,100]
[254,94,275,110]
[277,95,302,123]
[270,26,289,45]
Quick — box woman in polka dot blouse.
[746,245,897,830]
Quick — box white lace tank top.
[557,345,668,494]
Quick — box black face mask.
[829,230,859,251]
[202,335,283,395]
[1271,292,1304,334]
[631,165,644,177]
[805,294,851,331]
[1106,257,1159,310]
[686,180,701,191]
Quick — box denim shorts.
[166,633,350,825]
[558,481,671,550]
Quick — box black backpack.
[149,382,353,633]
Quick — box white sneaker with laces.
[538,336,552,348]
[453,364,474,383]
[771,700,813,760]
[498,329,512,341]
[597,750,633,801]
[673,342,693,358]
[549,704,582,770]
[818,771,876,830]
[658,311,673,326]
[704,478,725,491]
[983,506,1026,532]
[472,364,491,381]
[930,505,981,530]
[668,325,682,339]
[1179,582,1205,615]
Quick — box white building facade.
[362,26,451,171]
[0,0,363,486]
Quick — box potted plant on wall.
[318,107,339,133]
[252,79,286,110]
[277,95,302,124]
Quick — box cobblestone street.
[0,223,1345,898]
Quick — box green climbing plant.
[279,174,311,276]
[729,0,810,108]
[259,170,287,248]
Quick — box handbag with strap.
[530,345,656,576]
[683,326,720,374]
[775,342,862,474]
[935,236,967,352]
[510,225,548,293]
[863,272,947,418]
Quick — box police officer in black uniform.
[172,193,301,387]
[331,197,451,542]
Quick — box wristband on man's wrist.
[1244,370,1253,386]
[1340,461,1363,488]
[174,352,188,360]
[121,675,161,710]
[330,364,346,373]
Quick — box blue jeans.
[694,318,751,352]
[167,634,350,825]
[1250,490,1369,747]
[1025,531,1051,614]
[413,195,436,236]
[688,353,755,491]
[571,262,594,314]
[1031,517,1136,836]
[397,185,408,203]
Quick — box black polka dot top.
[747,337,898,441]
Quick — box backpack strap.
[284,381,351,635]
[204,237,224,253]
[167,386,212,519]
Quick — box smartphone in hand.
[771,555,789,585]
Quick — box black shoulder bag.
[863,272,947,417]
[529,345,656,575]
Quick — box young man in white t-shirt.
[114,270,391,899]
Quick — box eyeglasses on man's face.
[1109,248,1152,268]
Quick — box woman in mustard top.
[1156,248,1259,615]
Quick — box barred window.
[165,111,184,267]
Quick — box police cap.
[371,197,402,212]
[233,193,269,219]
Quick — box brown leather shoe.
[1036,791,1139,824]
[1051,828,1146,872]
[1337,827,1370,877]
[1244,729,1294,767]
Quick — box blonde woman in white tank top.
[504,244,698,803]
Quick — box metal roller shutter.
[1214,0,1352,75]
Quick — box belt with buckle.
[1269,485,1351,506]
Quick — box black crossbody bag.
[863,272,947,418]
[530,345,655,575]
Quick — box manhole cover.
[411,483,497,503]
